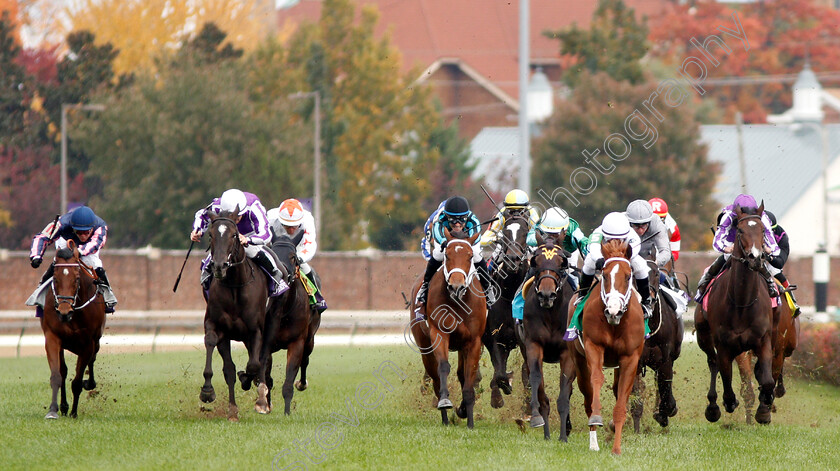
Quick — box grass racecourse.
[2,340,840,471]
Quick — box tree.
[532,71,720,250]
[0,11,29,149]
[546,0,650,88]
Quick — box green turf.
[1,341,839,470]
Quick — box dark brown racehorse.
[482,214,529,409]
[199,210,269,421]
[694,203,777,425]
[631,259,683,432]
[521,234,576,441]
[40,240,106,419]
[409,229,487,428]
[569,239,645,454]
[254,229,321,415]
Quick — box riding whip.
[172,240,195,293]
[480,184,502,210]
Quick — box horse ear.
[536,231,545,246]
[468,231,479,245]
[624,241,632,260]
[444,227,452,241]
[68,239,76,251]
[758,200,765,216]
[209,212,217,222]
[292,228,305,246]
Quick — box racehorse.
[198,210,270,421]
[521,235,576,441]
[630,259,683,432]
[569,239,645,454]
[40,240,106,419]
[481,214,529,408]
[253,229,321,415]
[694,202,777,425]
[409,229,487,428]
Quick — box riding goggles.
[447,216,468,225]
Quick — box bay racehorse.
[40,240,106,419]
[521,234,576,441]
[569,239,645,454]
[409,229,487,428]
[254,229,321,415]
[481,214,529,408]
[199,210,269,421]
[694,202,777,424]
[631,259,683,432]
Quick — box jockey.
[510,207,589,323]
[648,197,681,261]
[480,189,540,260]
[414,196,492,318]
[627,199,673,289]
[267,198,326,312]
[420,200,447,261]
[29,205,118,313]
[190,189,282,291]
[695,194,780,302]
[581,212,653,317]
[764,211,801,316]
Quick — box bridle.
[210,217,246,268]
[731,214,765,270]
[443,239,477,287]
[599,257,633,324]
[51,258,98,314]
[533,244,567,295]
[272,238,300,285]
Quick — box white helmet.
[541,207,570,233]
[625,199,654,224]
[220,189,247,215]
[277,199,304,226]
[602,212,631,238]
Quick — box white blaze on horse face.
[63,268,69,276]
[218,225,227,237]
[750,245,760,258]
[605,264,623,316]
[454,245,462,253]
[507,222,521,242]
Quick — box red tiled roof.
[277,0,671,100]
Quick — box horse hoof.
[70,412,77,419]
[295,380,308,391]
[200,387,216,404]
[238,371,252,391]
[255,404,270,415]
[490,392,504,409]
[669,404,679,418]
[608,420,615,433]
[774,385,786,398]
[456,404,467,419]
[228,406,240,422]
[437,398,453,410]
[588,415,604,427]
[60,404,69,415]
[530,415,545,428]
[705,404,721,423]
[45,411,59,420]
[653,412,669,427]
[755,405,772,424]
[83,379,96,391]
[498,378,513,395]
[724,399,739,414]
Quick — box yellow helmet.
[503,189,529,209]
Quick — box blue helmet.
[443,196,470,218]
[70,206,96,231]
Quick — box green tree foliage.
[0,11,29,149]
[546,0,650,88]
[532,72,720,250]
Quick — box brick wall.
[1,250,836,311]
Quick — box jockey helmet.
[443,196,470,218]
[541,207,570,233]
[765,210,777,227]
[220,189,247,215]
[602,212,631,239]
[625,199,654,224]
[70,206,96,231]
[277,199,305,226]
[648,197,669,217]
[733,193,757,210]
[503,189,530,209]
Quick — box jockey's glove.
[595,258,605,271]
[30,257,42,269]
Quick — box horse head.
[52,240,82,320]
[270,228,305,284]
[495,214,530,273]
[443,228,479,299]
[208,209,244,279]
[734,201,766,272]
[533,232,569,308]
[599,239,634,325]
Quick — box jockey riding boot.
[757,264,779,298]
[414,258,443,319]
[254,251,282,285]
[637,276,653,319]
[695,254,726,301]
[305,268,327,313]
[578,272,595,295]
[94,267,117,313]
[475,261,497,306]
[779,278,801,317]
[39,261,55,286]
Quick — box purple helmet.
[733,194,757,209]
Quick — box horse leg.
[631,373,645,433]
[771,336,786,399]
[489,343,504,409]
[612,355,641,455]
[282,341,305,416]
[584,343,606,429]
[525,343,546,429]
[557,356,575,442]
[736,352,755,424]
[217,339,239,421]
[696,320,720,422]
[775,364,786,399]
[455,351,467,419]
[717,349,739,414]
[433,335,453,426]
[83,339,99,391]
[69,345,94,418]
[265,355,274,413]
[200,329,218,404]
[461,339,482,429]
[238,329,263,391]
[295,337,313,391]
[44,334,62,419]
[573,350,597,450]
[59,349,69,416]
[255,332,273,414]
[754,338,775,424]
[654,360,677,427]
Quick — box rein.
[599,257,633,315]
[51,261,99,312]
[443,239,477,286]
[726,214,765,308]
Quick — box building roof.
[277,0,670,101]
[700,124,840,216]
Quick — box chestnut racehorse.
[409,229,487,428]
[40,240,106,419]
[569,239,645,454]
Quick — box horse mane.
[737,205,760,216]
[450,229,468,239]
[217,209,238,220]
[601,239,628,259]
[56,247,74,260]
